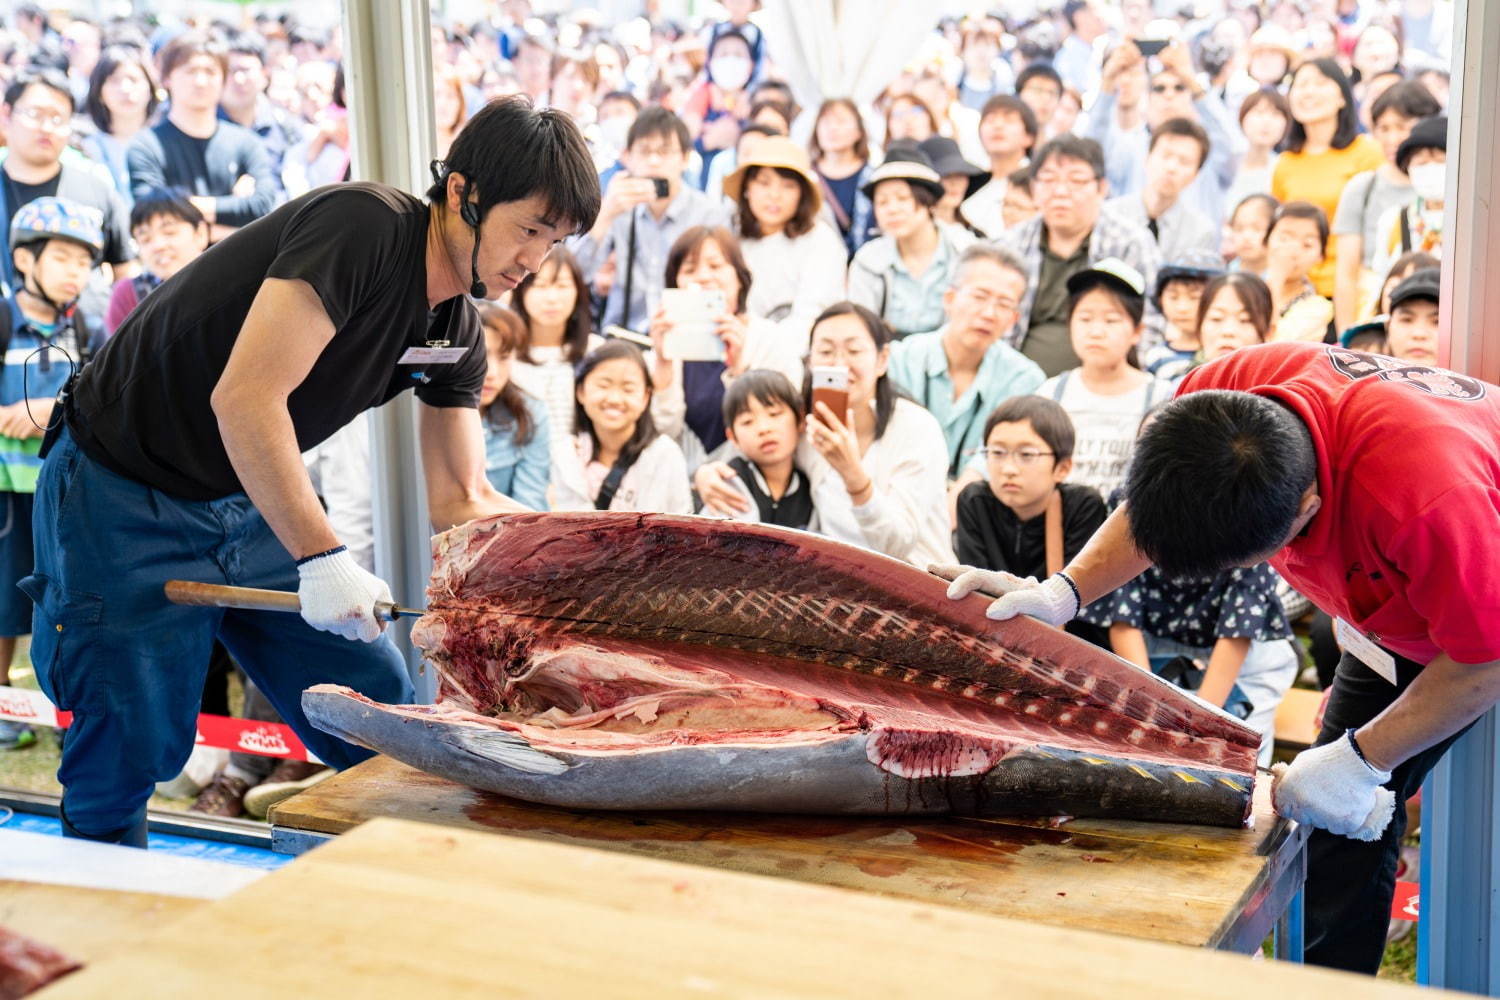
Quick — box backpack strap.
[594,452,633,510]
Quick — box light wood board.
[39,817,1432,1000]
[0,880,202,962]
[270,755,1300,948]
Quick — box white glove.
[1270,731,1396,842]
[296,548,393,643]
[936,566,1080,627]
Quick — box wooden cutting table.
[270,755,1307,958]
[40,816,1422,1000]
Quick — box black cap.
[918,137,989,199]
[1395,116,1448,175]
[861,144,946,201]
[1388,267,1441,311]
[1154,248,1226,307]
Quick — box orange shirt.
[1271,135,1385,298]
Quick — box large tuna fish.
[304,513,1260,827]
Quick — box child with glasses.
[954,395,1109,649]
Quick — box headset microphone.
[460,197,486,299]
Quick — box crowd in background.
[0,0,1456,809]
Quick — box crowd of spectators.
[0,0,1456,804]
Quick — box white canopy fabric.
[757,0,942,113]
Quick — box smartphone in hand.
[651,177,671,199]
[811,366,851,428]
[661,288,728,362]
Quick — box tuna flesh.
[303,512,1261,827]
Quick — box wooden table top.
[270,755,1304,949]
[39,816,1424,1000]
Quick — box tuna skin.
[302,512,1261,826]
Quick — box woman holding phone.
[648,227,803,468]
[696,302,954,567]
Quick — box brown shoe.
[189,773,251,817]
[258,759,328,787]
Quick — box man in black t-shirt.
[26,97,600,848]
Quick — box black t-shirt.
[68,182,485,501]
[2,172,59,239]
[955,479,1111,649]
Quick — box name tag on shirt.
[398,346,468,365]
[1334,617,1399,685]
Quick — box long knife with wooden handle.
[164,581,425,621]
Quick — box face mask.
[598,116,631,152]
[1408,162,1447,203]
[709,57,752,91]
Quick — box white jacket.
[799,397,956,568]
[550,432,693,514]
[740,222,849,347]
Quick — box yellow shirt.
[1271,135,1385,298]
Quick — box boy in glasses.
[954,394,1109,648]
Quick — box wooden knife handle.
[164,581,303,613]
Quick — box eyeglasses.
[982,447,1055,466]
[809,342,873,364]
[14,106,70,133]
[630,143,683,160]
[957,286,1019,315]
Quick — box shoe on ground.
[243,762,334,821]
[0,720,35,750]
[189,773,251,818]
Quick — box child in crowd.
[1383,267,1442,366]
[551,340,692,513]
[1371,116,1447,280]
[1000,167,1038,230]
[104,189,210,335]
[1225,193,1277,274]
[697,302,953,567]
[1037,259,1169,499]
[510,247,601,456]
[1141,249,1225,381]
[954,395,1109,649]
[1376,251,1441,317]
[474,304,550,511]
[1196,272,1276,364]
[703,369,815,530]
[1082,415,1298,769]
[1265,201,1335,342]
[0,198,107,749]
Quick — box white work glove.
[1270,731,1396,842]
[296,548,392,643]
[933,565,1080,627]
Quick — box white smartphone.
[661,287,728,363]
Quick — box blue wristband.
[1055,571,1083,618]
[296,544,347,567]
[1346,728,1373,768]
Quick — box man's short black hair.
[625,104,691,155]
[1015,63,1064,97]
[3,67,74,113]
[1371,81,1442,131]
[599,90,641,113]
[226,30,269,65]
[1030,134,1106,181]
[1150,116,1211,170]
[1125,391,1318,577]
[723,368,805,429]
[979,93,1039,142]
[983,395,1076,463]
[427,95,600,236]
[130,188,205,232]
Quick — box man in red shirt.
[945,340,1500,973]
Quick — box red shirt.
[1179,342,1500,665]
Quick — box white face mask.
[710,57,753,91]
[1408,161,1447,202]
[598,116,631,153]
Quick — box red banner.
[0,685,317,762]
[1392,880,1420,921]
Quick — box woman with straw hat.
[846,145,978,339]
[723,135,848,350]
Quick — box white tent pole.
[342,0,437,693]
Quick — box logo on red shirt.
[1327,348,1486,400]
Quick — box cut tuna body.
[304,513,1260,827]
